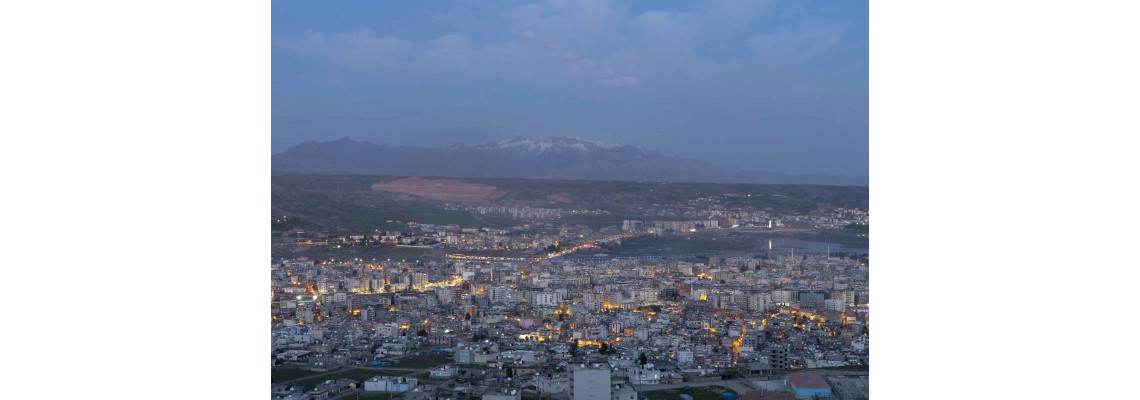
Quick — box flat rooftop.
[785,372,829,390]
[826,376,869,400]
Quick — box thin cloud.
[600,76,640,86]
[273,1,867,174]
[749,24,847,65]
[287,29,412,69]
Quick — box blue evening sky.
[273,0,867,176]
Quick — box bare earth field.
[546,193,572,203]
[371,177,504,203]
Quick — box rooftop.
[785,372,829,389]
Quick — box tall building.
[436,288,456,305]
[823,299,845,312]
[747,292,766,311]
[412,273,428,287]
[771,290,795,305]
[490,287,515,304]
[842,290,856,307]
[534,292,558,307]
[572,366,611,400]
[298,308,314,324]
[378,323,400,338]
[768,346,790,369]
[797,291,826,308]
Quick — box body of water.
[557,237,867,263]
[763,236,868,255]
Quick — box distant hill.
[272,174,868,231]
[272,136,867,186]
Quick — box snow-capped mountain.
[479,137,625,153]
[272,136,867,186]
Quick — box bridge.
[444,252,724,263]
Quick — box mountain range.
[272,136,867,186]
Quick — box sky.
[273,0,867,176]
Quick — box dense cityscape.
[271,195,869,400]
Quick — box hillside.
[272,174,868,232]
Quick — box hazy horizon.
[274,135,868,181]
[273,0,868,176]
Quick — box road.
[797,369,869,377]
[637,369,868,397]
[637,379,757,396]
[351,365,433,373]
[330,388,364,400]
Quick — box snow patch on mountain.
[483,137,623,153]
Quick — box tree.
[569,339,579,355]
[639,352,648,365]
[417,329,428,337]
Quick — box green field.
[393,354,452,369]
[272,367,324,383]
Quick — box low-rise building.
[430,366,458,380]
[483,389,522,400]
[785,372,832,399]
[363,376,419,393]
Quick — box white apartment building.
[534,292,558,307]
[572,366,611,400]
